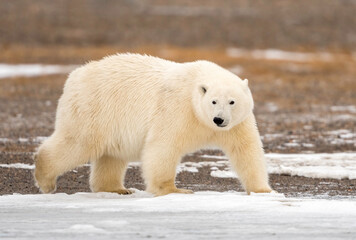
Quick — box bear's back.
[56,54,183,161]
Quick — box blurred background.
[0,0,355,196]
[2,0,356,49]
[1,0,356,61]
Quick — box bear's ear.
[199,85,208,95]
[242,78,249,91]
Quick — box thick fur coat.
[34,54,272,196]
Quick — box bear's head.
[192,62,254,131]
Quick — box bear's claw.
[113,188,134,195]
[33,169,57,194]
[35,178,57,194]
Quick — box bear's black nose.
[213,117,224,126]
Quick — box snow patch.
[330,105,356,113]
[326,129,356,146]
[284,142,300,147]
[205,153,356,180]
[0,163,34,169]
[265,102,279,112]
[267,153,356,179]
[301,143,314,148]
[0,136,48,144]
[177,166,199,173]
[200,155,227,160]
[210,169,237,178]
[0,64,77,79]
[226,48,333,62]
[261,133,285,141]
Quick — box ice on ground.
[202,153,356,180]
[0,191,355,239]
[327,129,355,139]
[260,128,355,147]
[0,163,34,169]
[265,102,279,112]
[176,160,227,174]
[267,153,356,179]
[0,64,77,79]
[0,136,48,144]
[210,169,237,178]
[330,105,356,113]
[200,154,227,160]
[260,133,285,141]
[283,142,300,147]
[0,138,10,143]
[302,143,315,148]
[226,48,334,62]
[176,166,199,173]
[326,129,356,146]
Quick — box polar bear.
[34,53,272,196]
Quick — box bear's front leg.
[141,140,193,196]
[220,114,272,194]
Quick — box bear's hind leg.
[34,135,91,193]
[89,155,132,195]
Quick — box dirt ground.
[0,1,355,198]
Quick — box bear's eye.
[229,101,235,105]
[212,101,217,105]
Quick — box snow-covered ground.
[226,48,335,62]
[192,153,356,180]
[0,64,76,78]
[0,191,355,239]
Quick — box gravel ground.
[1,150,355,199]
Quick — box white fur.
[34,53,272,196]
